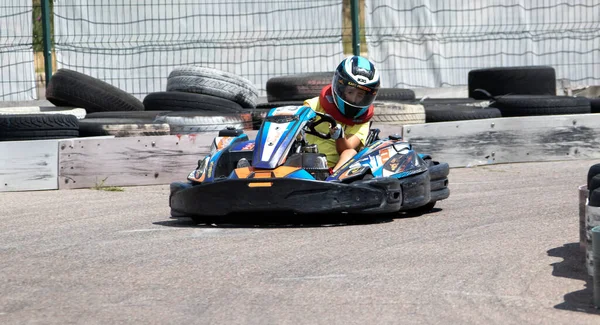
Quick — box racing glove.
[330,123,344,140]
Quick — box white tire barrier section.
[0,107,87,119]
[401,113,600,168]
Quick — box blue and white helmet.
[331,56,380,120]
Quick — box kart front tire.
[410,201,436,214]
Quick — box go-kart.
[169,105,450,222]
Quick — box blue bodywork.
[188,105,428,184]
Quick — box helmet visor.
[332,74,378,108]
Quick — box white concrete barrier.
[1,113,600,191]
[401,113,600,168]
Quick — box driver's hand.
[330,123,344,140]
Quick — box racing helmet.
[331,56,380,120]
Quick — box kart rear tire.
[587,163,600,191]
[409,201,436,214]
[171,210,217,225]
[170,209,187,218]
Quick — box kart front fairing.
[186,105,318,183]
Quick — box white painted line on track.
[275,274,347,281]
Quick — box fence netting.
[53,0,346,99]
[0,0,36,101]
[364,0,600,89]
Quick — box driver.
[303,55,381,172]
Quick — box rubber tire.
[425,105,502,122]
[372,101,425,124]
[143,91,243,113]
[468,66,557,99]
[46,69,144,113]
[587,163,600,191]
[489,95,591,117]
[589,187,600,207]
[167,66,258,108]
[0,107,87,119]
[255,101,305,110]
[85,111,172,120]
[0,114,79,141]
[590,98,600,114]
[266,72,333,102]
[588,174,600,193]
[408,201,437,214]
[418,97,482,105]
[375,88,416,101]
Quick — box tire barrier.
[371,101,425,124]
[266,72,333,102]
[424,105,501,123]
[0,114,79,141]
[8,66,598,143]
[489,95,591,117]
[166,66,259,108]
[0,107,86,119]
[143,91,244,113]
[46,69,144,113]
[468,66,557,99]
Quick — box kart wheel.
[412,201,436,214]
[190,215,221,225]
[170,209,187,218]
[588,163,600,191]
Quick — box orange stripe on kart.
[234,167,253,179]
[271,166,300,178]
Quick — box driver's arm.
[335,134,361,153]
[334,121,369,154]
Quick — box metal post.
[593,225,600,308]
[40,0,53,85]
[350,0,360,56]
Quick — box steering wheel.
[305,111,337,139]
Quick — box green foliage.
[32,0,54,52]
[93,177,125,192]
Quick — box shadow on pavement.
[547,242,600,314]
[154,207,442,229]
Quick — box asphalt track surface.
[1,159,600,325]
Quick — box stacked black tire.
[3,67,260,139]
[0,67,147,141]
[44,68,157,138]
[144,66,258,134]
[421,66,592,123]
